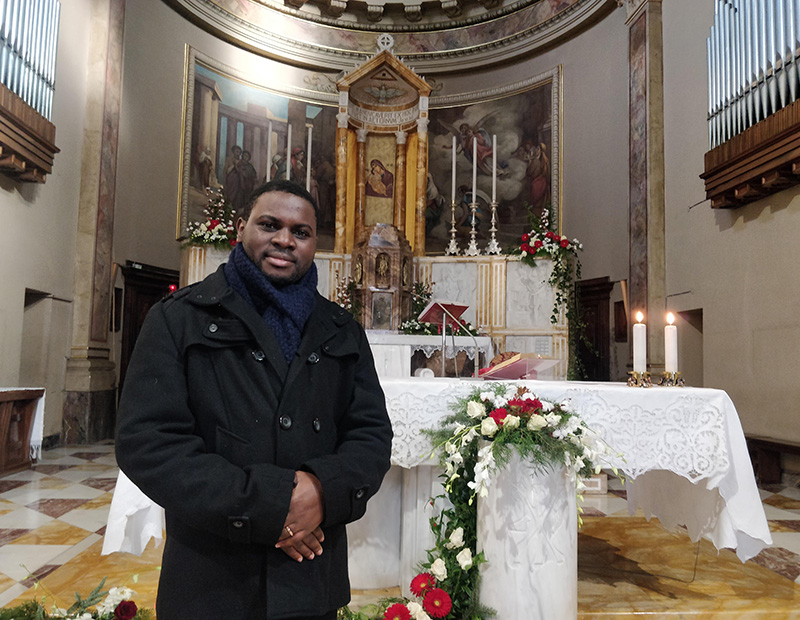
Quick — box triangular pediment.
[338,50,431,102]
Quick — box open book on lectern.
[417,299,470,327]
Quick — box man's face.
[236,191,317,286]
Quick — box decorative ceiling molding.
[164,0,617,74]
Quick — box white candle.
[665,312,678,373]
[472,137,477,200]
[633,311,646,373]
[451,135,456,200]
[492,134,497,202]
[306,125,313,191]
[286,124,292,180]
[266,120,273,180]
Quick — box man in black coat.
[116,180,393,620]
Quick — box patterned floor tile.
[69,452,109,461]
[26,498,91,519]
[11,521,93,545]
[765,494,800,511]
[751,545,800,581]
[0,481,28,494]
[19,564,59,588]
[80,478,119,493]
[0,529,30,546]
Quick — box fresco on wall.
[426,76,558,255]
[178,54,338,250]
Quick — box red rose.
[560,238,570,248]
[410,572,436,597]
[209,219,220,229]
[384,603,412,620]
[531,398,543,411]
[545,231,554,239]
[521,233,530,242]
[114,600,138,620]
[489,407,508,425]
[229,238,237,246]
[423,588,452,618]
[520,243,531,253]
[534,240,544,249]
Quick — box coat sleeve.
[301,324,393,528]
[115,300,295,546]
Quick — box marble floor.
[2,444,800,618]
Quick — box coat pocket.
[216,426,252,469]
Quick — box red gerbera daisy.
[384,602,412,620]
[423,588,453,618]
[489,407,508,426]
[410,572,435,597]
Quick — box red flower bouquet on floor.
[382,574,452,620]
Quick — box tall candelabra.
[463,201,481,256]
[445,200,460,256]
[485,200,502,255]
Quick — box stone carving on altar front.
[352,223,413,330]
[335,36,432,256]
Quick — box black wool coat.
[115,266,393,620]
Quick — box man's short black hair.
[239,179,319,224]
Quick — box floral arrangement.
[0,578,153,620]
[399,281,479,338]
[417,383,615,619]
[506,207,585,379]
[382,573,453,620]
[335,273,362,321]
[184,186,237,249]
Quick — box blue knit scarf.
[224,243,318,364]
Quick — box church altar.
[102,377,771,599]
[366,332,494,378]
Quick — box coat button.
[307,352,320,364]
[252,350,265,362]
[208,323,218,333]
[279,416,292,430]
[312,418,321,432]
[354,489,365,499]
[232,519,244,528]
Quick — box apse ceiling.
[165,0,616,73]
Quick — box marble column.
[414,117,428,256]
[63,0,126,443]
[626,0,665,368]
[334,110,349,253]
[393,130,407,232]
[355,128,369,246]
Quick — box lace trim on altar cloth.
[384,381,731,483]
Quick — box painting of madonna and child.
[425,77,557,255]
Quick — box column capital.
[395,130,407,145]
[416,118,429,135]
[623,0,661,23]
[356,128,369,142]
[336,112,349,129]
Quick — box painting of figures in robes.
[426,69,559,255]
[178,48,338,250]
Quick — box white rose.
[456,547,473,570]
[467,400,486,419]
[430,557,448,581]
[527,414,547,431]
[480,416,498,437]
[415,611,432,620]
[504,415,520,430]
[445,526,464,549]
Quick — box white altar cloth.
[382,378,771,563]
[102,378,770,565]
